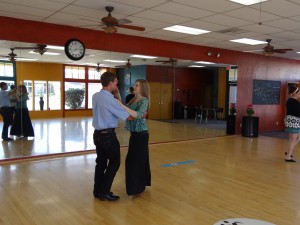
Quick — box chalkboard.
[252,79,281,105]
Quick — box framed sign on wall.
[252,79,281,105]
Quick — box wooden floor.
[0,119,299,224]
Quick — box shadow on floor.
[260,131,288,139]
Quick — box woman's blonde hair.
[136,79,150,108]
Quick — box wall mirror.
[0,40,236,161]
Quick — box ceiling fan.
[100,6,145,34]
[156,58,178,66]
[115,59,131,69]
[14,44,48,55]
[95,63,101,72]
[263,39,293,56]
[0,48,17,62]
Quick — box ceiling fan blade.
[272,49,293,53]
[118,24,145,31]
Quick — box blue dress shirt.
[92,89,129,130]
[0,90,10,108]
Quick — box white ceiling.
[1,0,300,67]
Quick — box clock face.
[64,38,85,61]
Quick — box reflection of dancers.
[10,85,34,138]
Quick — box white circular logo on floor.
[214,218,276,225]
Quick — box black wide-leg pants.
[126,131,151,195]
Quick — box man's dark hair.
[100,72,116,87]
[0,82,7,89]
[10,84,15,90]
[129,87,134,92]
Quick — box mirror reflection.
[0,40,238,161]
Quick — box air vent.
[216,27,247,35]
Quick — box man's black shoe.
[98,193,120,201]
[3,138,13,141]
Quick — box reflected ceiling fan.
[95,63,101,72]
[0,48,18,62]
[115,59,131,69]
[14,44,48,55]
[96,6,145,34]
[263,39,293,56]
[156,58,178,66]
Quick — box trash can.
[242,116,259,137]
[226,115,235,134]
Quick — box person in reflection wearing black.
[125,86,135,104]
[284,85,300,162]
[10,85,34,139]
[118,79,151,196]
[92,72,130,201]
[0,82,13,141]
[9,84,17,117]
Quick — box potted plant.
[246,104,254,116]
[229,103,236,115]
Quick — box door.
[148,82,172,120]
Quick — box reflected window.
[88,67,106,80]
[24,80,61,111]
[88,83,102,108]
[24,80,33,111]
[34,81,47,111]
[0,62,14,77]
[65,66,85,79]
[64,65,103,110]
[48,81,61,110]
[64,82,85,109]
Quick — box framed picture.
[252,79,281,105]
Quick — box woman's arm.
[117,100,138,118]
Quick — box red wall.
[146,65,214,107]
[1,16,300,133]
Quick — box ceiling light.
[189,65,205,68]
[47,45,64,50]
[16,58,38,61]
[230,38,267,45]
[104,59,127,63]
[130,55,157,59]
[29,51,60,55]
[102,26,117,34]
[195,61,215,64]
[163,25,210,35]
[297,52,300,54]
[229,0,268,6]
[243,50,263,52]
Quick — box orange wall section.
[16,62,64,118]
[2,16,300,133]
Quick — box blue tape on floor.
[161,160,196,167]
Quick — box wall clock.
[64,38,85,61]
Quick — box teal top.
[16,93,29,109]
[125,97,149,132]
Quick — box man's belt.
[94,128,115,134]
